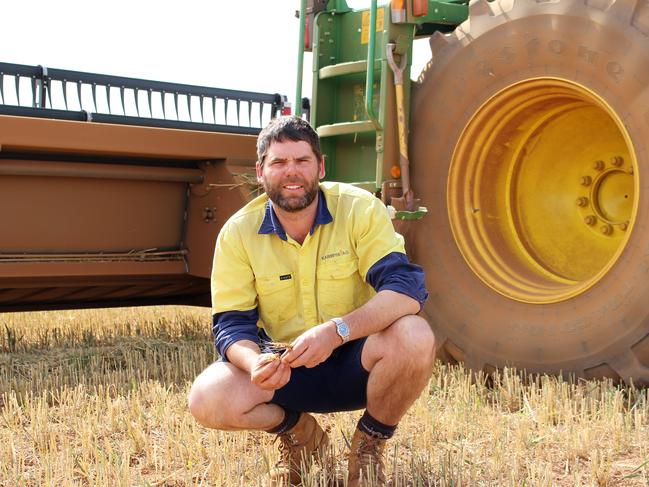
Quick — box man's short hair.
[256,116,322,165]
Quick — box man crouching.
[188,116,435,485]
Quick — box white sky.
[1,0,429,110]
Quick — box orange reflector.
[413,0,428,16]
[304,16,312,50]
[390,165,401,178]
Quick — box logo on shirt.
[320,249,350,261]
[279,274,292,281]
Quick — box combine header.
[0,62,285,311]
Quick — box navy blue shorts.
[269,338,369,413]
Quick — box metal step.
[316,120,375,138]
[319,60,381,80]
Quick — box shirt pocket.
[316,258,362,319]
[255,275,297,326]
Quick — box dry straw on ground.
[1,306,649,486]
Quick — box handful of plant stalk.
[259,341,293,365]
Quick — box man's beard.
[263,178,319,212]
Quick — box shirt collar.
[258,189,333,241]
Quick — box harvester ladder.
[298,0,405,196]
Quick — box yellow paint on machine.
[361,8,384,44]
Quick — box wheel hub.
[582,159,633,230]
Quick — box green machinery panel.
[311,4,414,192]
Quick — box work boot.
[347,428,387,486]
[269,413,329,485]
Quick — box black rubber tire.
[409,0,649,382]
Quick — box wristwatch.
[331,317,350,344]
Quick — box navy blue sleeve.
[365,252,428,308]
[212,308,260,361]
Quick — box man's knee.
[188,374,219,428]
[362,315,436,373]
[384,315,436,365]
[188,364,239,430]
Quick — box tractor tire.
[409,0,649,382]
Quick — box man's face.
[256,140,325,213]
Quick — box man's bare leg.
[347,315,435,485]
[188,315,435,431]
[188,361,281,431]
[188,363,329,484]
[361,314,436,424]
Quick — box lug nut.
[611,156,624,167]
[593,160,605,171]
[581,176,592,186]
[576,197,589,207]
[584,215,597,225]
[620,222,628,231]
[601,224,613,235]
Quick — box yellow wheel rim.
[448,78,638,303]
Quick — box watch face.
[337,322,350,337]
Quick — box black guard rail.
[0,62,287,135]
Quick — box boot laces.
[357,435,385,476]
[358,436,385,467]
[275,432,300,468]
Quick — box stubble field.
[1,306,649,486]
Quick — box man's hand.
[281,321,341,368]
[250,353,291,390]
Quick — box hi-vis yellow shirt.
[211,181,406,344]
